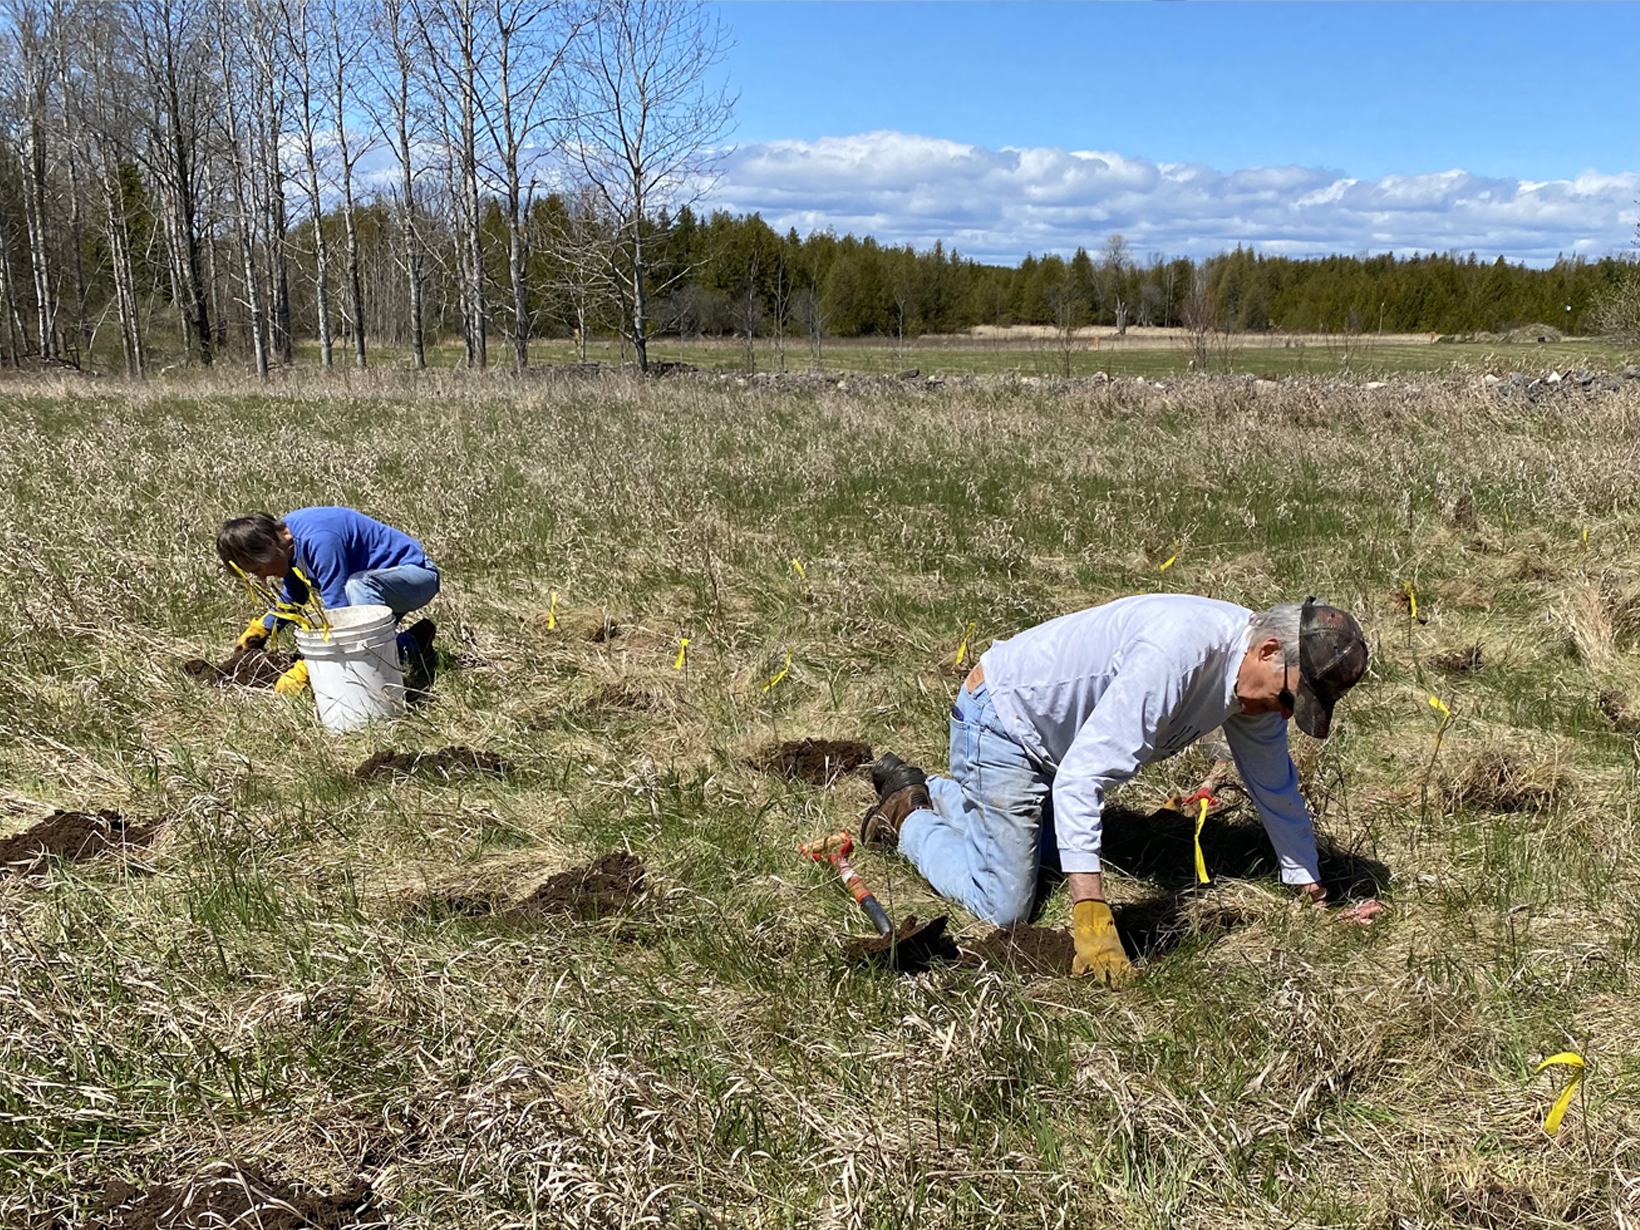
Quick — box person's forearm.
[1068,871,1104,903]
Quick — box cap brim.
[1294,677,1334,740]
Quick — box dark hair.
[217,512,286,570]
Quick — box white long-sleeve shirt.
[979,593,1321,884]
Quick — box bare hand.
[1335,898,1386,926]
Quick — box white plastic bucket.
[293,604,405,733]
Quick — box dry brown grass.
[2,368,1640,1227]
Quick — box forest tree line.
[2,0,1635,379]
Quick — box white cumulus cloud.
[711,131,1640,266]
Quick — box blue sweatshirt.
[979,593,1320,885]
[278,507,433,612]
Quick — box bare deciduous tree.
[564,0,733,372]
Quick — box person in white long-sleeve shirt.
[861,594,1375,982]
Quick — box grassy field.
[94,325,1638,383]
[3,370,1640,1227]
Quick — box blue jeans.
[897,681,1058,927]
[345,564,440,659]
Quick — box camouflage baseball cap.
[1295,597,1368,740]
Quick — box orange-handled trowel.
[798,831,954,973]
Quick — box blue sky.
[704,2,1640,265]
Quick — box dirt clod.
[180,644,292,689]
[507,852,646,920]
[959,924,1076,975]
[842,914,957,972]
[86,1165,382,1230]
[0,811,159,877]
[1429,645,1484,674]
[750,738,873,785]
[354,746,513,781]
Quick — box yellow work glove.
[236,617,271,651]
[273,660,309,696]
[1071,899,1133,985]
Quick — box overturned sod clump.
[1441,744,1566,813]
[87,1166,383,1230]
[180,643,292,688]
[841,914,958,972]
[1428,644,1484,674]
[750,737,873,784]
[958,924,1076,975]
[0,810,160,876]
[354,746,512,781]
[505,852,646,920]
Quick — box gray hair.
[1247,602,1303,666]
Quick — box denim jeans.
[344,564,440,659]
[896,680,1058,927]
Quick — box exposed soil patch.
[0,810,160,876]
[1598,688,1640,733]
[405,888,509,920]
[587,618,622,642]
[180,644,291,689]
[86,1166,383,1230]
[354,746,513,782]
[1429,645,1484,674]
[842,914,957,972]
[750,738,873,785]
[958,924,1075,975]
[1448,1181,1539,1228]
[1442,746,1563,813]
[505,852,646,920]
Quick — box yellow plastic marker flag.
[1583,526,1589,548]
[1158,542,1180,572]
[763,647,793,694]
[1429,695,1451,723]
[673,637,689,670]
[1193,796,1210,884]
[1403,580,1418,621]
[955,621,977,668]
[790,558,806,582]
[1536,1052,1585,1135]
[547,589,558,631]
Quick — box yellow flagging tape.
[790,558,806,582]
[955,621,977,668]
[1403,580,1418,621]
[1429,695,1451,724]
[1158,543,1180,573]
[673,637,689,670]
[1193,796,1210,884]
[1583,526,1589,548]
[547,589,558,631]
[763,647,794,695]
[1536,1052,1585,1135]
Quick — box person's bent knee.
[344,576,379,608]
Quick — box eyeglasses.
[1277,660,1296,715]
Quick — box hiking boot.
[870,752,908,796]
[861,777,933,847]
[401,618,438,697]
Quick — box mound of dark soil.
[354,746,513,781]
[587,619,622,642]
[0,811,160,876]
[1598,688,1640,733]
[180,644,292,689]
[958,924,1076,976]
[1429,645,1484,674]
[1448,1181,1539,1227]
[841,914,958,972]
[750,738,873,785]
[87,1167,382,1230]
[506,852,646,920]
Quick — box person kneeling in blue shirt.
[860,594,1378,984]
[216,507,441,695]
